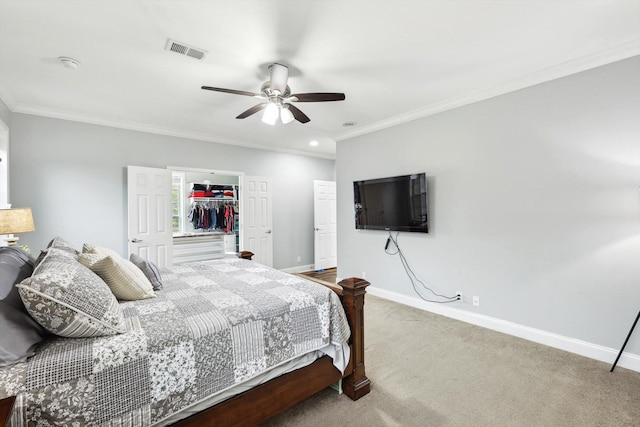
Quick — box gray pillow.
[0,247,47,366]
[129,253,163,290]
[47,236,79,256]
[0,301,45,366]
[17,248,126,338]
[32,236,80,269]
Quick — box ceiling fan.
[201,63,345,125]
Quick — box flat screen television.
[354,173,428,233]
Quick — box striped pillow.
[79,248,155,301]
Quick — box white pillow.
[79,246,155,301]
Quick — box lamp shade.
[0,208,36,234]
[262,103,279,125]
[280,106,295,124]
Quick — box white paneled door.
[127,166,173,267]
[241,175,273,267]
[313,180,337,270]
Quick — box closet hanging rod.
[189,198,238,202]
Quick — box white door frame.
[167,166,245,177]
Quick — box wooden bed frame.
[0,256,371,427]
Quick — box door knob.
[265,230,272,234]
[131,238,143,243]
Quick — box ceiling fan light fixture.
[202,62,345,125]
[262,103,279,125]
[280,106,295,124]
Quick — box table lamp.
[0,208,35,246]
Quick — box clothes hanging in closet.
[188,201,236,232]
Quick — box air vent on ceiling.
[165,39,208,60]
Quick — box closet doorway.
[127,165,273,267]
[171,168,240,265]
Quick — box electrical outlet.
[296,256,301,263]
[473,296,480,307]
[456,292,463,302]
[362,271,366,280]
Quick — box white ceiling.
[1,1,639,159]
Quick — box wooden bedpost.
[338,277,371,400]
[236,251,254,260]
[0,396,15,426]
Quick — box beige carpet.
[261,295,640,426]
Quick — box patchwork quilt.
[0,258,351,426]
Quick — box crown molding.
[3,40,637,157]
[8,104,336,160]
[0,83,17,112]
[336,39,640,142]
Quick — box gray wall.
[337,56,640,356]
[0,98,10,125]
[9,114,335,269]
[0,99,9,206]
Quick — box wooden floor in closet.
[299,267,337,284]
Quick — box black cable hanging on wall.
[384,231,459,304]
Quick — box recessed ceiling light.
[309,140,319,146]
[58,57,80,69]
[342,121,356,127]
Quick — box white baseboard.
[280,264,314,274]
[367,286,640,373]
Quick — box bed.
[0,239,370,426]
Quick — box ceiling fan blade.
[236,103,268,119]
[201,86,261,97]
[286,103,310,123]
[290,92,345,102]
[270,63,289,93]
